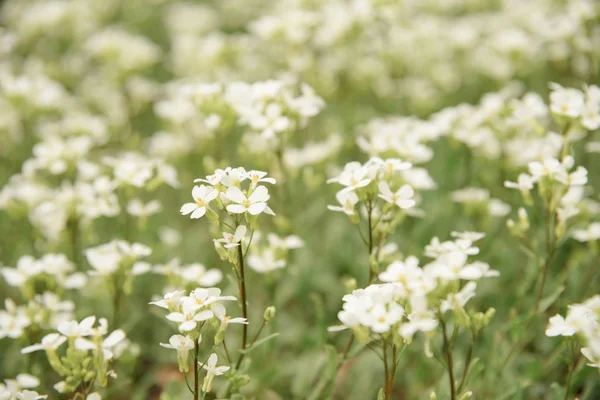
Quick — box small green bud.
[84,370,96,382]
[453,307,471,328]
[206,207,219,223]
[263,306,276,322]
[344,278,357,293]
[214,241,228,261]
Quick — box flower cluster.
[504,155,589,238]
[0,294,75,341]
[150,288,244,393]
[327,157,425,219]
[0,374,46,400]
[246,232,304,274]
[155,79,325,157]
[550,83,600,130]
[21,316,127,395]
[331,232,497,351]
[1,253,86,297]
[181,167,275,223]
[546,295,600,369]
[152,258,223,290]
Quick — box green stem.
[457,341,473,394]
[533,194,555,313]
[194,339,199,400]
[235,244,248,370]
[440,317,456,400]
[382,341,390,400]
[564,342,581,400]
[387,344,398,398]
[69,218,80,267]
[249,319,267,348]
[367,200,374,284]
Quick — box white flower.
[458,261,499,280]
[84,244,121,276]
[266,233,304,249]
[182,288,236,314]
[504,173,534,191]
[581,347,600,368]
[57,316,96,337]
[180,185,218,219]
[378,182,415,209]
[159,334,195,372]
[545,315,577,337]
[488,199,511,217]
[194,169,228,186]
[249,103,290,138]
[149,290,186,310]
[379,256,422,287]
[225,186,272,215]
[545,305,597,337]
[166,304,214,332]
[15,390,47,400]
[214,225,247,248]
[21,333,67,354]
[247,170,276,187]
[178,264,223,287]
[398,295,438,339]
[327,190,359,215]
[201,353,230,393]
[450,232,485,242]
[247,249,286,273]
[582,85,600,130]
[527,158,565,182]
[361,303,405,333]
[549,83,584,118]
[328,162,371,192]
[127,198,162,217]
[440,282,477,313]
[572,223,600,242]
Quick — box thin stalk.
[534,194,555,312]
[222,339,232,365]
[387,344,398,398]
[69,218,80,267]
[440,317,456,400]
[564,342,581,400]
[382,341,390,400]
[112,277,122,328]
[275,146,289,208]
[367,201,374,283]
[249,319,267,348]
[502,193,557,368]
[193,339,200,400]
[341,336,355,360]
[235,244,248,369]
[457,342,473,394]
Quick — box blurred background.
[1,0,600,399]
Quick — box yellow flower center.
[195,198,205,207]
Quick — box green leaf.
[307,345,338,400]
[539,285,565,313]
[238,333,280,354]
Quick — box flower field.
[1,0,600,399]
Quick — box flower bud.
[263,306,276,322]
[344,278,357,293]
